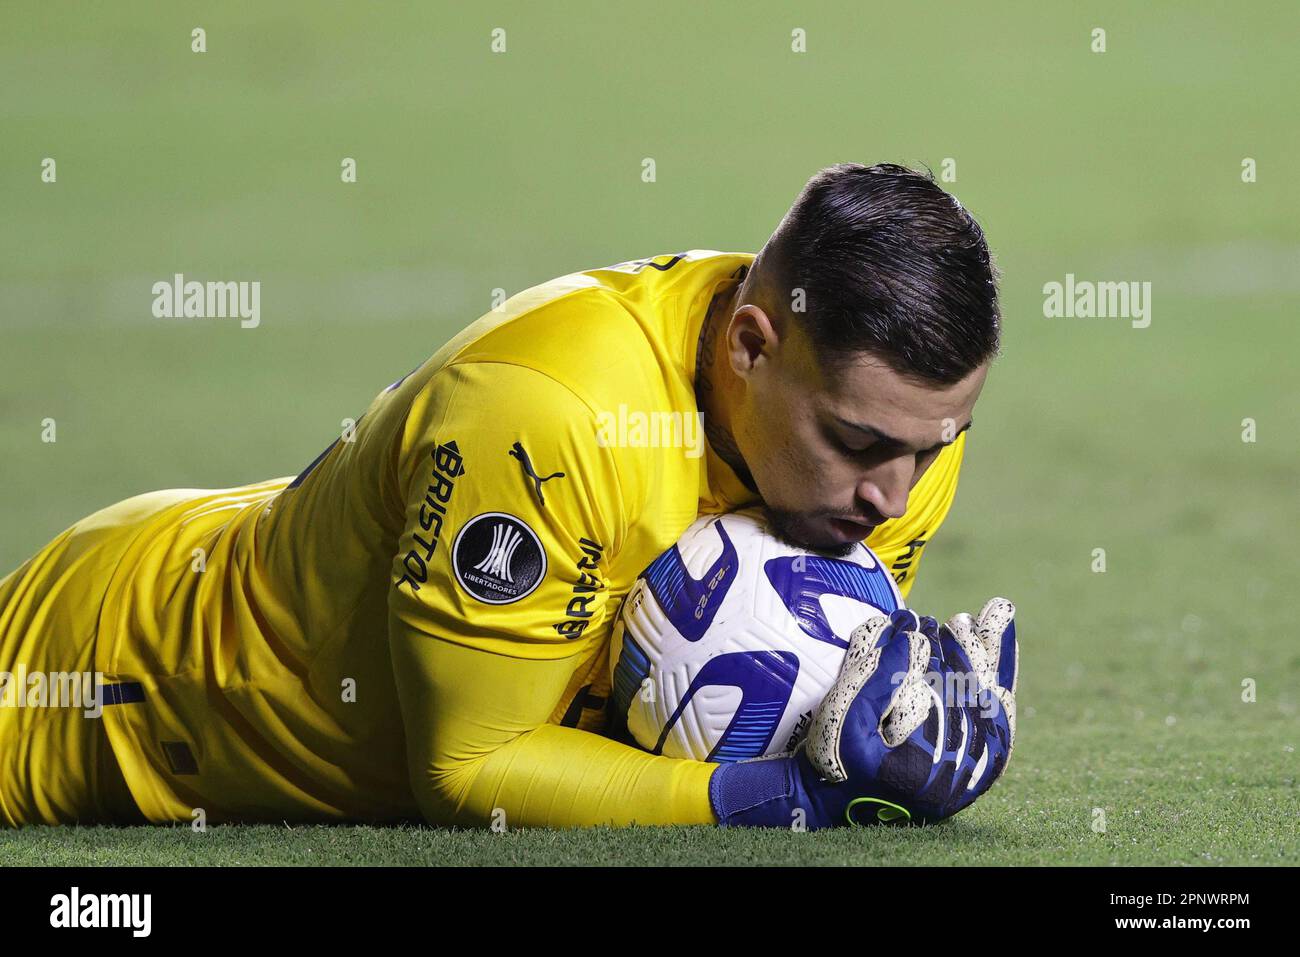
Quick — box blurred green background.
[2,1,1297,863]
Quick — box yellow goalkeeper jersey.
[19,250,965,827]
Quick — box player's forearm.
[417,723,717,828]
[390,632,717,828]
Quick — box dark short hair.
[756,162,1000,383]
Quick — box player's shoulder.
[433,249,755,410]
[578,249,756,304]
[448,249,754,357]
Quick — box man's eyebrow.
[835,416,973,452]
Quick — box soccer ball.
[609,506,903,762]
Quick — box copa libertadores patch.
[451,512,547,604]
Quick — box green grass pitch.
[1,1,1296,865]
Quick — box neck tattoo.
[694,267,757,492]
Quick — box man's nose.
[856,459,911,521]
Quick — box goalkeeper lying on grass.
[0,162,1016,829]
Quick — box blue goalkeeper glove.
[710,601,1018,828]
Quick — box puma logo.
[509,441,565,506]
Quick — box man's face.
[729,315,989,557]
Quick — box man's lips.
[826,516,876,543]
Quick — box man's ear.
[728,306,782,380]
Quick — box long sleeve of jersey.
[386,361,716,827]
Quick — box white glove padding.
[805,610,930,783]
[804,601,1020,825]
[940,597,1019,752]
